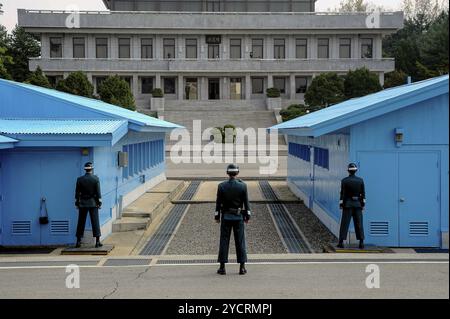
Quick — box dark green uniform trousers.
[339,207,365,242]
[76,207,101,238]
[218,219,247,264]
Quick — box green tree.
[419,10,449,75]
[384,70,408,88]
[56,71,94,98]
[97,75,136,110]
[0,25,12,80]
[304,73,345,108]
[24,66,51,88]
[344,67,382,98]
[280,104,318,122]
[6,26,40,82]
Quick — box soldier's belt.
[351,196,360,201]
[223,208,242,215]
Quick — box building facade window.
[251,38,264,59]
[314,147,329,170]
[339,38,351,58]
[163,38,175,59]
[274,77,286,94]
[73,37,85,58]
[96,38,108,59]
[141,77,153,94]
[208,43,220,59]
[122,140,164,179]
[185,38,197,59]
[47,75,63,87]
[118,38,131,58]
[361,38,373,58]
[252,77,264,94]
[141,38,153,59]
[229,39,242,59]
[230,77,243,100]
[163,77,176,94]
[295,76,308,93]
[185,78,198,100]
[50,37,63,58]
[296,38,307,59]
[289,143,311,162]
[95,76,107,92]
[274,38,285,59]
[318,38,329,59]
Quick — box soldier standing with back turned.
[75,162,103,248]
[215,164,251,275]
[338,163,366,249]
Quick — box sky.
[0,0,404,32]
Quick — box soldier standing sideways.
[215,164,251,275]
[75,162,103,248]
[338,163,366,249]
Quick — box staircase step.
[112,217,150,232]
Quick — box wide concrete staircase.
[112,180,185,232]
[161,100,285,148]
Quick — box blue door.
[358,152,399,246]
[1,152,42,246]
[399,152,440,247]
[1,150,81,246]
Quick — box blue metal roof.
[270,75,449,137]
[0,119,127,135]
[0,79,183,130]
[0,135,18,143]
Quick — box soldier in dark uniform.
[75,162,103,248]
[215,164,251,275]
[338,163,366,249]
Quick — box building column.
[133,75,139,99]
[223,77,230,100]
[155,74,161,89]
[178,75,184,100]
[379,72,385,87]
[245,75,251,100]
[201,77,208,100]
[289,74,296,100]
[268,74,274,89]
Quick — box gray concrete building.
[18,0,404,110]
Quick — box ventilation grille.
[51,220,69,235]
[409,222,429,236]
[11,221,32,235]
[369,221,389,236]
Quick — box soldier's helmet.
[347,163,358,172]
[84,162,94,171]
[226,163,239,176]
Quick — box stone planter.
[266,97,282,110]
[150,97,165,111]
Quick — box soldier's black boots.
[95,237,103,248]
[359,240,364,249]
[217,263,226,275]
[239,263,247,275]
[337,241,344,248]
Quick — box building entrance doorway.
[230,78,243,100]
[208,78,220,100]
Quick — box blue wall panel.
[92,131,166,227]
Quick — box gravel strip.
[165,203,287,255]
[284,203,337,253]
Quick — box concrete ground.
[0,254,447,299]
[166,155,287,179]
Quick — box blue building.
[0,79,182,246]
[271,75,449,248]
